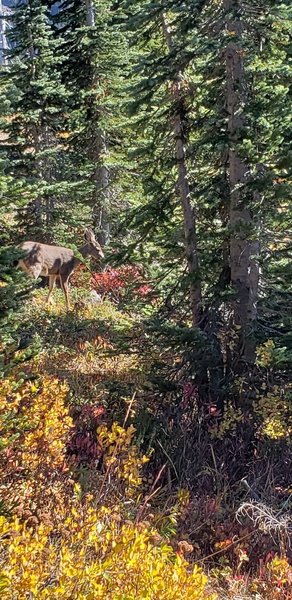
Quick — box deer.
[18,228,104,310]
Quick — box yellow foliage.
[98,422,149,489]
[0,376,71,471]
[0,373,214,598]
[256,339,276,367]
[21,379,72,471]
[267,555,292,585]
[209,400,243,439]
[0,376,73,523]
[0,508,215,600]
[247,555,292,598]
[56,130,71,139]
[253,388,292,440]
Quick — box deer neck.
[73,244,91,266]
[78,244,91,258]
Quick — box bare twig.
[236,501,292,542]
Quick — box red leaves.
[67,403,106,465]
[181,382,198,408]
[136,284,153,297]
[68,431,101,464]
[91,266,153,302]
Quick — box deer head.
[83,228,105,260]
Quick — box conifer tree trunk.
[162,15,202,327]
[224,0,259,363]
[30,123,43,233]
[84,0,110,246]
[85,0,95,26]
[92,134,110,247]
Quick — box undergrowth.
[0,285,291,599]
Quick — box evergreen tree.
[0,0,72,239]
[122,0,291,382]
[0,226,31,373]
[121,1,203,313]
[54,0,129,245]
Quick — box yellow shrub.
[98,422,149,490]
[0,376,72,470]
[0,507,215,600]
[267,555,292,585]
[256,339,276,367]
[20,378,72,471]
[0,376,73,522]
[209,400,243,439]
[0,374,215,599]
[253,388,291,440]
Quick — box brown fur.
[18,229,104,310]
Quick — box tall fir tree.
[0,0,74,240]
[122,0,291,390]
[54,0,129,245]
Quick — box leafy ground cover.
[0,278,291,599]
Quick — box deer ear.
[84,228,96,243]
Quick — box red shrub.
[67,404,106,465]
[91,266,153,302]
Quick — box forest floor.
[0,285,291,599]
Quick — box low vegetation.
[0,271,291,598]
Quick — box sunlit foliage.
[0,507,214,599]
[0,368,214,600]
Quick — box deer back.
[19,241,77,278]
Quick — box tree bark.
[224,0,259,363]
[84,0,110,245]
[92,131,110,246]
[162,15,202,327]
[84,0,95,26]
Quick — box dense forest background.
[0,1,291,598]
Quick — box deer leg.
[60,277,70,311]
[47,275,57,305]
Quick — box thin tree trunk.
[224,0,259,363]
[162,15,202,327]
[84,0,95,26]
[30,123,44,234]
[27,18,43,234]
[92,133,110,246]
[84,0,110,246]
[0,0,10,66]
